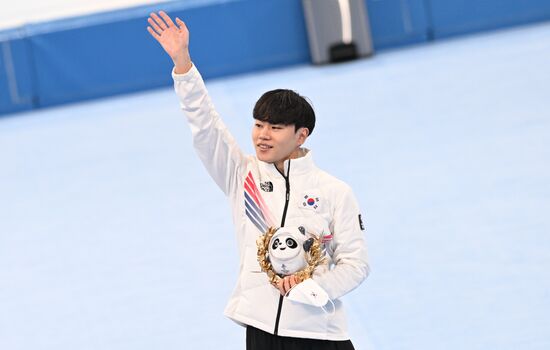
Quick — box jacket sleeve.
[172,65,247,196]
[312,185,370,300]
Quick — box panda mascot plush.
[268,226,315,276]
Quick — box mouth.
[257,144,273,150]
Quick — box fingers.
[176,17,187,30]
[150,12,168,30]
[288,275,297,292]
[146,26,160,40]
[159,11,176,28]
[148,11,185,37]
[283,276,292,292]
[276,279,285,295]
[276,276,299,296]
[284,276,296,293]
[147,17,163,35]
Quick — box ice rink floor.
[1,21,549,350]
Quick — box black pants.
[246,326,355,350]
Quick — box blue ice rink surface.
[1,21,550,350]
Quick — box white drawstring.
[321,298,336,315]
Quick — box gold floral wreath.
[256,227,326,285]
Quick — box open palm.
[147,11,189,63]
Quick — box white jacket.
[173,65,369,341]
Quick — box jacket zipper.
[273,160,291,335]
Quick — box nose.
[258,127,271,140]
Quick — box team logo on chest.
[302,194,320,210]
[260,181,273,192]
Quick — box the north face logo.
[260,181,273,192]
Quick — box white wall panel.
[0,0,164,30]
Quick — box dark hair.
[253,89,316,135]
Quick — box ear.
[297,127,309,145]
[303,238,314,252]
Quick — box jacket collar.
[257,148,315,178]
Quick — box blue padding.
[28,17,174,107]
[366,0,430,48]
[183,0,309,78]
[0,29,36,115]
[26,0,309,107]
[428,0,550,38]
[3,0,550,116]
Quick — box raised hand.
[147,11,192,74]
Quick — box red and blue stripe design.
[244,171,274,232]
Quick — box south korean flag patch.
[301,193,321,211]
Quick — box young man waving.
[147,11,369,350]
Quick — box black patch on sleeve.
[358,214,365,231]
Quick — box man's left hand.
[276,275,300,296]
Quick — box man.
[147,11,369,350]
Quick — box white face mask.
[285,278,332,311]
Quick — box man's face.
[252,120,308,166]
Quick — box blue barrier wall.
[366,0,430,48]
[0,29,35,115]
[1,0,549,116]
[428,0,550,38]
[26,0,309,108]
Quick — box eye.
[272,238,280,249]
[285,238,297,249]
